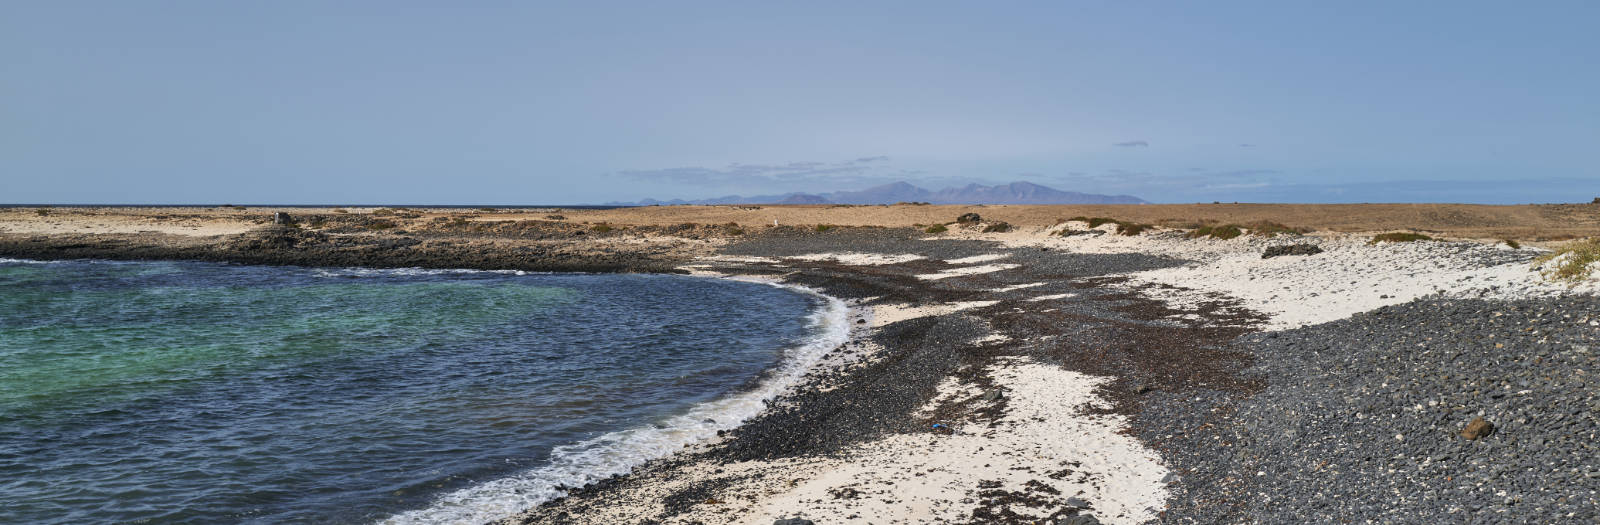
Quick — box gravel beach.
[3,205,1596,524]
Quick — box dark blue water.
[0,259,836,524]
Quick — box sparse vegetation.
[925,224,948,234]
[368,220,397,230]
[1115,222,1150,236]
[590,223,614,233]
[982,222,1011,233]
[332,208,349,214]
[372,208,397,216]
[34,208,50,216]
[546,214,566,220]
[1534,237,1600,282]
[1502,239,1521,250]
[723,222,744,235]
[307,217,328,228]
[1066,216,1126,229]
[814,224,835,232]
[477,207,497,212]
[1242,220,1310,237]
[1057,216,1151,236]
[1369,232,1433,244]
[1188,224,1244,240]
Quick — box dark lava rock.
[773,519,814,525]
[1460,417,1495,440]
[956,212,981,223]
[272,212,294,225]
[1261,243,1324,259]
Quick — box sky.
[3,1,1597,205]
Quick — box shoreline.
[4,206,1597,523]
[381,273,861,524]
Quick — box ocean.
[0,258,846,524]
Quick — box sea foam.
[379,281,850,525]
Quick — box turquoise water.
[0,259,831,524]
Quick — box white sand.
[946,253,1011,264]
[917,263,1021,280]
[1028,293,1076,301]
[871,301,999,327]
[1120,236,1597,330]
[722,357,1168,524]
[697,254,781,264]
[786,252,926,265]
[991,282,1046,292]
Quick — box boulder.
[1262,243,1324,259]
[1461,416,1495,440]
[272,212,294,225]
[956,212,981,223]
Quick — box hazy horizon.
[4,2,1598,205]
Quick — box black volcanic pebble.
[1147,297,1600,524]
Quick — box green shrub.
[1502,239,1521,250]
[982,222,1011,233]
[1368,232,1433,244]
[1188,224,1243,240]
[1085,217,1118,228]
[1115,222,1149,236]
[591,224,614,233]
[925,224,948,234]
[34,208,50,216]
[1068,216,1091,222]
[1534,237,1600,282]
[477,207,497,212]
[815,224,834,232]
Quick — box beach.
[3,204,1598,523]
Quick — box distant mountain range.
[606,181,1146,206]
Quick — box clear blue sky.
[4,1,1597,204]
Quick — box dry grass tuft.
[1534,237,1600,282]
[1188,224,1243,240]
[1115,222,1150,236]
[925,224,948,234]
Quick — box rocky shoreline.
[0,223,699,274]
[4,209,1596,524]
